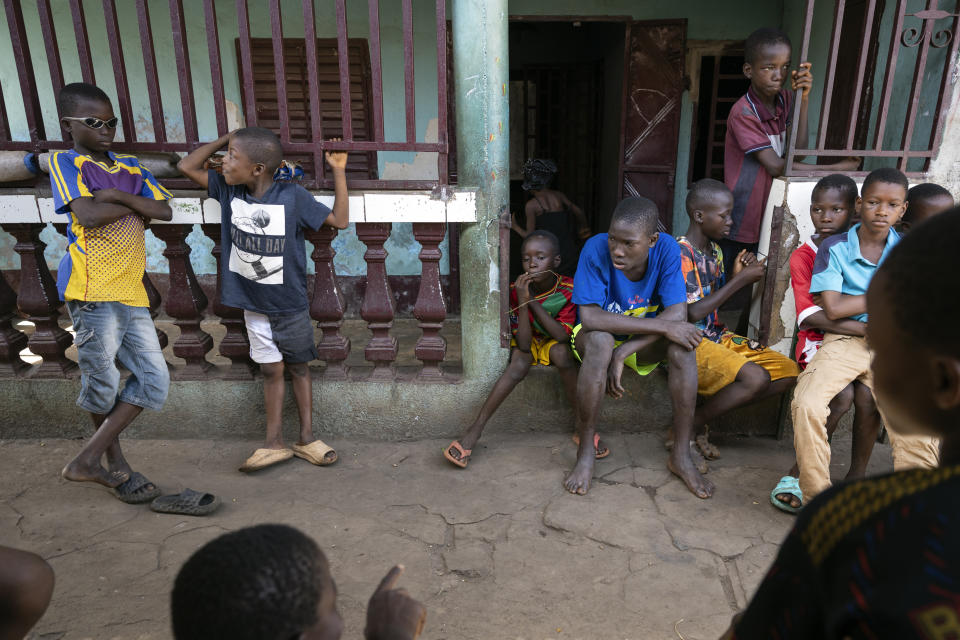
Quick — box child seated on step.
[444,230,590,468]
[178,129,349,473]
[790,167,939,505]
[674,179,799,469]
[724,204,960,639]
[772,174,881,513]
[899,182,955,234]
[568,197,709,498]
[172,524,427,640]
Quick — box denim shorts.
[66,300,170,414]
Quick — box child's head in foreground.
[685,178,734,242]
[743,28,793,101]
[901,183,955,233]
[857,167,909,234]
[868,206,960,440]
[607,196,660,275]
[57,82,117,154]
[223,127,284,186]
[520,230,561,280]
[171,524,343,640]
[810,174,857,238]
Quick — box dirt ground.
[0,431,893,640]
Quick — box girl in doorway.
[512,159,590,276]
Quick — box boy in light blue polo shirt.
[791,168,939,505]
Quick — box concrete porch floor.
[1,431,895,640]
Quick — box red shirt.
[724,86,792,243]
[508,275,576,340]
[789,238,823,368]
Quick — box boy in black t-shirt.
[724,208,960,639]
[179,128,349,472]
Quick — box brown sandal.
[443,441,472,469]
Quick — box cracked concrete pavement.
[0,431,894,640]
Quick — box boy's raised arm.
[324,141,350,230]
[177,133,232,189]
[687,251,764,322]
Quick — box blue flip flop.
[770,475,803,514]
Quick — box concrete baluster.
[0,268,29,377]
[4,224,77,377]
[356,222,397,380]
[152,224,213,378]
[412,223,447,380]
[201,224,254,379]
[306,226,350,379]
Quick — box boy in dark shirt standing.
[724,208,960,640]
[723,28,857,281]
[178,129,348,472]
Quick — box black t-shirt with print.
[208,170,331,315]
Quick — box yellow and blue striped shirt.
[50,150,171,307]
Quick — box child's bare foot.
[667,449,715,499]
[61,459,129,488]
[563,448,595,495]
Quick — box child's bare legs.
[287,362,336,463]
[664,342,715,499]
[564,330,612,494]
[549,342,606,453]
[261,361,287,449]
[0,546,54,640]
[61,402,141,488]
[847,381,881,480]
[776,383,854,508]
[455,348,533,454]
[692,362,772,428]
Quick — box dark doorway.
[507,19,626,279]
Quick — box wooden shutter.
[237,38,378,181]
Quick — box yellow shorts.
[511,335,565,366]
[695,333,800,396]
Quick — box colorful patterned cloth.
[50,150,171,307]
[732,465,960,639]
[677,236,727,342]
[508,274,575,341]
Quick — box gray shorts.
[243,309,319,364]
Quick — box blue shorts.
[66,301,170,414]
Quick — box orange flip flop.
[572,433,611,459]
[443,440,472,469]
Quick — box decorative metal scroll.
[902,9,960,48]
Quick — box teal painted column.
[453,0,509,380]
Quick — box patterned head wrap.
[521,158,557,191]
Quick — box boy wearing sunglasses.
[51,82,174,503]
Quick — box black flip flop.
[150,489,221,516]
[114,471,161,504]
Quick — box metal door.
[618,20,687,232]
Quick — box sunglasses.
[61,116,119,129]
